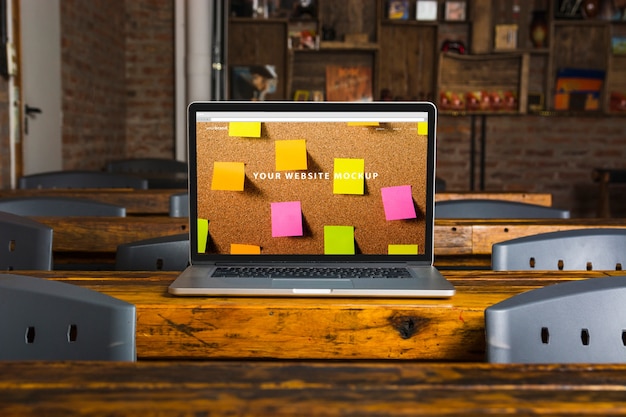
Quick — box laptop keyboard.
[212,267,412,279]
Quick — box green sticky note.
[417,121,428,135]
[333,158,365,195]
[324,225,355,255]
[197,218,209,253]
[229,122,261,138]
[275,139,308,171]
[388,244,419,255]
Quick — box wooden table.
[434,218,626,256]
[436,191,552,207]
[2,360,626,416]
[12,270,623,361]
[0,189,551,215]
[0,189,183,215]
[37,217,626,268]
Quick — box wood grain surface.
[8,270,621,361]
[2,360,626,416]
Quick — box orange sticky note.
[230,243,261,254]
[275,139,308,171]
[388,244,419,255]
[333,158,365,195]
[417,121,428,135]
[197,218,209,253]
[229,122,261,138]
[211,162,245,191]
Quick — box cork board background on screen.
[196,122,429,255]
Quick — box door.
[19,0,62,175]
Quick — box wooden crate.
[437,52,529,114]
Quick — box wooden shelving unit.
[226,0,626,116]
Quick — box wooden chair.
[486,276,626,363]
[592,168,626,218]
[0,274,135,360]
[435,199,570,219]
[115,234,189,271]
[0,212,53,270]
[491,228,626,271]
[0,196,126,217]
[18,170,148,190]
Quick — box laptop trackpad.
[271,279,354,289]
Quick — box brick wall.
[124,0,175,157]
[60,0,175,171]
[437,115,626,217]
[60,0,127,170]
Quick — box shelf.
[224,0,625,115]
[317,41,379,51]
[380,19,439,26]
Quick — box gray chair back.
[0,196,126,217]
[115,234,189,271]
[435,199,570,219]
[106,158,187,174]
[19,170,148,189]
[492,228,626,271]
[0,274,135,360]
[486,276,626,363]
[0,212,53,270]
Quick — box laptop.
[168,101,455,297]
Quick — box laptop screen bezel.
[187,101,437,265]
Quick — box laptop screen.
[188,101,437,264]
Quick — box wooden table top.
[12,270,624,361]
[0,189,552,214]
[2,360,626,416]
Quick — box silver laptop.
[169,101,455,297]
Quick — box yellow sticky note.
[197,218,209,253]
[230,244,261,254]
[333,158,365,195]
[347,122,379,126]
[229,122,261,138]
[211,162,245,191]
[324,226,355,255]
[417,121,428,135]
[388,244,419,255]
[275,139,308,171]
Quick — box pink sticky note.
[381,185,417,221]
[271,201,303,237]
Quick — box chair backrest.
[435,199,570,219]
[485,276,626,363]
[492,228,626,271]
[435,176,446,192]
[115,234,189,271]
[0,196,126,217]
[105,158,187,174]
[0,274,135,360]
[18,170,148,190]
[0,212,53,270]
[169,192,189,217]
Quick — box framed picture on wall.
[444,1,466,21]
[416,0,438,21]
